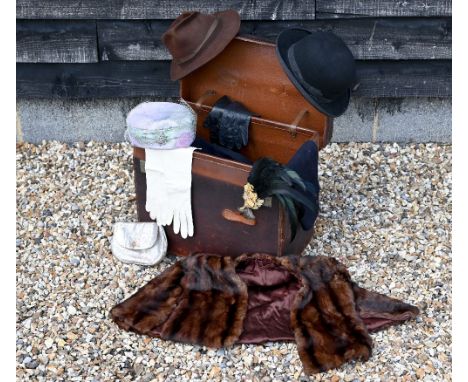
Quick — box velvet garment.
[286,140,320,230]
[111,253,419,375]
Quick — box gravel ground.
[16,141,451,381]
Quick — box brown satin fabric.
[237,257,300,343]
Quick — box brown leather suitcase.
[133,36,333,257]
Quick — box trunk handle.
[290,109,309,137]
[222,209,256,226]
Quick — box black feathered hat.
[239,157,319,241]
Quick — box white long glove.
[145,150,168,223]
[145,147,196,238]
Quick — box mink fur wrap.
[111,253,419,375]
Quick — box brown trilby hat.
[162,10,241,80]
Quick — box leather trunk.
[133,36,333,257]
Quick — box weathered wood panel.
[355,60,451,97]
[316,0,452,18]
[98,20,171,61]
[16,20,98,63]
[17,0,315,20]
[16,60,451,98]
[98,18,451,61]
[244,18,451,60]
[16,62,176,98]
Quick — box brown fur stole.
[111,253,419,375]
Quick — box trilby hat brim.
[276,28,351,118]
[170,10,240,81]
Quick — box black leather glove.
[203,96,256,150]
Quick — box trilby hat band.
[173,18,220,65]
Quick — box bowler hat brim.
[276,28,350,118]
[170,10,240,81]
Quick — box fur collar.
[111,253,419,375]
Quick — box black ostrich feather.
[248,157,319,241]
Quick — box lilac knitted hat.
[126,101,196,149]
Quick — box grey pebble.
[70,257,81,266]
[25,360,38,369]
[142,374,155,382]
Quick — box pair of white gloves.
[145,147,196,239]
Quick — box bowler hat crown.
[276,29,357,117]
[289,32,356,100]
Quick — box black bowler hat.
[276,29,357,117]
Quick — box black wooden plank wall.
[16,0,452,99]
[16,0,316,20]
